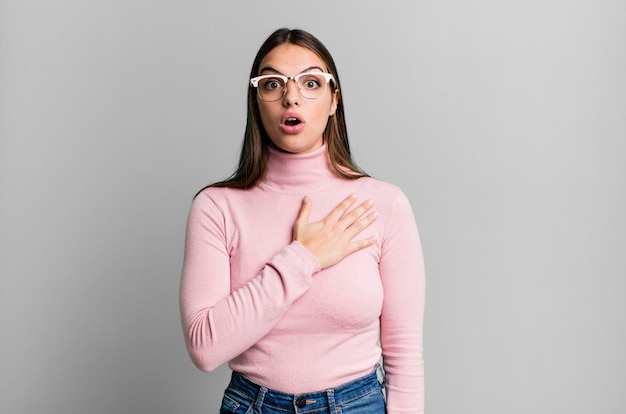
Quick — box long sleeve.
[179,191,321,372]
[379,190,426,413]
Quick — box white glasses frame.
[250,72,335,101]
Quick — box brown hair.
[202,28,367,192]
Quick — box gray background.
[1,0,624,413]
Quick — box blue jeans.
[219,366,386,413]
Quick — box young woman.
[180,28,425,413]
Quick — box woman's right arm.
[179,192,320,372]
[179,192,377,372]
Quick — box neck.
[261,144,342,192]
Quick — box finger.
[325,193,357,223]
[344,236,378,255]
[339,199,374,226]
[295,196,312,226]
[345,211,378,237]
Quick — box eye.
[299,75,322,90]
[305,80,320,89]
[261,78,284,91]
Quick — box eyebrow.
[259,65,325,76]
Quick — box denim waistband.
[225,366,384,413]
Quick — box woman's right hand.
[293,194,378,269]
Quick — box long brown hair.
[202,28,367,193]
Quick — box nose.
[282,78,300,106]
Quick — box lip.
[280,112,305,134]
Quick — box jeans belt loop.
[325,388,337,413]
[253,386,268,414]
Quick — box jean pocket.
[219,392,254,414]
[337,387,386,414]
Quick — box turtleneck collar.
[260,144,343,193]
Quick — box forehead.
[259,44,326,73]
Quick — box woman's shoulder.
[191,184,249,210]
[356,176,407,198]
[353,176,415,215]
[196,183,249,198]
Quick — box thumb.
[295,196,312,226]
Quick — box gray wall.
[1,1,624,413]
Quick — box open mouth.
[280,113,305,133]
[284,117,301,126]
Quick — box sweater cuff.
[288,241,321,274]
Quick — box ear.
[329,89,339,116]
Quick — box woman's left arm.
[379,189,426,413]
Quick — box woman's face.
[256,43,338,154]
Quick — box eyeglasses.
[250,72,334,102]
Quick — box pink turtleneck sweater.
[180,145,425,413]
